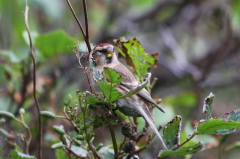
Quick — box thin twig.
[172,133,196,151]
[64,146,87,159]
[126,135,151,159]
[82,0,94,94]
[24,4,42,159]
[20,113,32,155]
[82,0,91,52]
[66,0,86,38]
[63,106,101,158]
[66,0,94,94]
[133,117,138,132]
[63,107,80,134]
[134,135,151,154]
[136,122,149,143]
[119,137,126,152]
[150,77,158,90]
[82,105,101,159]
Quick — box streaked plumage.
[91,43,167,149]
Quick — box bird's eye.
[98,49,107,54]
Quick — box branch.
[133,117,138,133]
[172,132,196,151]
[66,0,86,38]
[109,122,119,159]
[81,0,94,95]
[64,146,87,159]
[126,135,151,159]
[82,0,91,52]
[136,122,149,143]
[119,137,126,153]
[66,0,94,94]
[24,4,42,159]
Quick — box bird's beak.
[107,51,114,58]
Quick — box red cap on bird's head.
[98,43,111,47]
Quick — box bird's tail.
[138,106,167,149]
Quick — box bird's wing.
[137,89,165,113]
[112,63,139,87]
[112,63,165,113]
[121,84,165,113]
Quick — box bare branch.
[24,4,42,159]
[66,0,86,38]
[82,0,91,52]
[66,0,94,94]
[136,122,149,143]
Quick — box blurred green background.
[1,0,240,158]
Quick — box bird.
[90,43,167,149]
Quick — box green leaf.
[163,116,182,150]
[216,129,236,135]
[55,149,77,159]
[98,143,121,158]
[10,149,36,159]
[60,134,88,157]
[97,68,124,103]
[7,142,23,153]
[202,92,214,120]
[196,118,240,135]
[70,144,88,157]
[98,145,115,159]
[115,38,157,78]
[103,67,124,84]
[55,149,72,159]
[220,109,240,123]
[159,142,203,157]
[85,92,106,105]
[34,30,77,57]
[97,67,151,103]
[97,81,122,103]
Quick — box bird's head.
[91,43,117,66]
